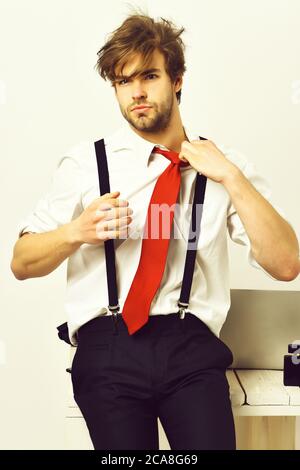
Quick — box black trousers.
[71,312,236,450]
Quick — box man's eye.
[117,74,157,86]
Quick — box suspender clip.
[108,304,120,315]
[179,307,186,320]
[108,304,120,334]
[177,301,188,320]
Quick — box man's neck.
[129,120,189,154]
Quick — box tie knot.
[153,146,189,167]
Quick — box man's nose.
[132,81,147,101]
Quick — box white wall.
[1,0,299,449]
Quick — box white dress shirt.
[17,123,286,346]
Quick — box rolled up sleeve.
[17,150,83,238]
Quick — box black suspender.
[177,137,207,317]
[94,139,120,315]
[94,136,208,322]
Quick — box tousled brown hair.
[94,13,187,103]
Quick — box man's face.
[113,49,181,133]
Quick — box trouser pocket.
[71,341,112,398]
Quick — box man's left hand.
[179,139,237,184]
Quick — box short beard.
[120,92,174,133]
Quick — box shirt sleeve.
[17,148,84,238]
[225,147,290,280]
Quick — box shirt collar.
[106,122,201,167]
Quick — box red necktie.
[121,146,189,335]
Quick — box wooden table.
[227,369,300,449]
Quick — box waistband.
[76,311,210,340]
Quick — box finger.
[115,227,130,239]
[101,191,120,199]
[97,216,132,232]
[110,198,129,207]
[98,198,129,211]
[178,152,188,162]
[96,202,114,212]
[96,192,120,207]
[181,140,199,156]
[109,216,132,230]
[100,227,130,241]
[95,205,132,220]
[102,206,133,221]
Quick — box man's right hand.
[72,191,133,245]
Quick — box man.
[11,13,299,450]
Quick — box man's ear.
[174,75,183,93]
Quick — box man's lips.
[132,105,152,111]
